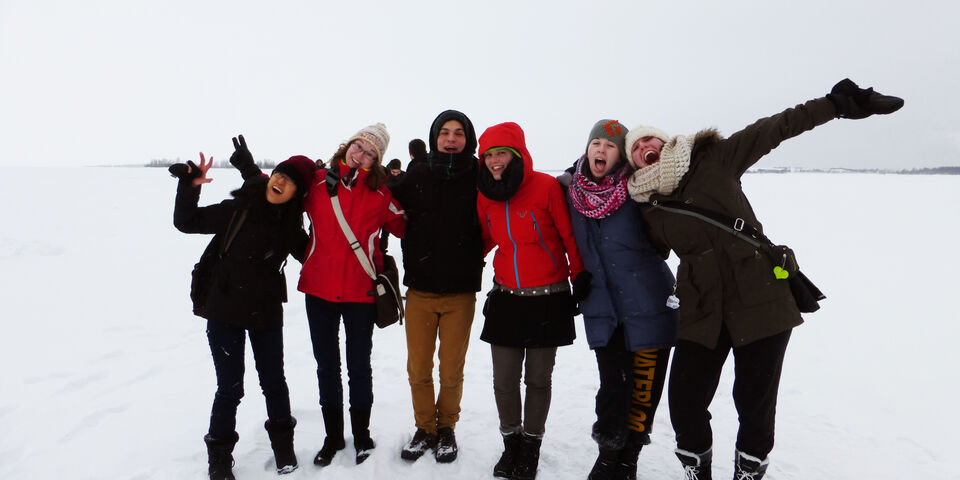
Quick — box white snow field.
[1,166,957,480]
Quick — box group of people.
[170,78,902,480]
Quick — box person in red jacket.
[297,123,407,467]
[476,122,588,480]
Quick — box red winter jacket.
[477,122,584,289]
[299,161,407,303]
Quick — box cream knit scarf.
[627,134,695,203]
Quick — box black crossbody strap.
[650,201,772,249]
[220,209,248,256]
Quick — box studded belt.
[491,280,570,297]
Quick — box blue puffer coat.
[559,167,678,351]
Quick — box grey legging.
[491,345,558,436]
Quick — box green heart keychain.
[773,266,790,280]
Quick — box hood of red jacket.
[477,122,534,187]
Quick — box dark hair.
[328,140,387,190]
[408,138,427,162]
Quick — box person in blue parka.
[557,119,679,480]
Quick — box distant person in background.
[390,110,485,463]
[408,138,428,168]
[170,143,316,480]
[380,158,407,251]
[557,120,678,480]
[476,121,586,480]
[624,78,903,480]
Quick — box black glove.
[168,161,202,181]
[230,134,261,179]
[827,78,904,119]
[324,166,340,197]
[572,271,593,303]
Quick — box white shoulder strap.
[329,195,377,280]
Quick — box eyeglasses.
[351,142,378,161]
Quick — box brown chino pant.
[404,289,476,433]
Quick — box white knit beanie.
[347,122,390,163]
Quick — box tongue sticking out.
[644,151,660,165]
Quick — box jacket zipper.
[504,200,522,288]
[530,213,558,270]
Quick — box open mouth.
[272,185,283,194]
[644,151,660,164]
[592,158,607,171]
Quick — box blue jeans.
[206,320,291,439]
[305,295,376,409]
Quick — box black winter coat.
[389,155,485,294]
[174,176,308,330]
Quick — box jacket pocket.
[726,241,784,306]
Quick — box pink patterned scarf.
[568,156,629,219]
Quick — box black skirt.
[480,289,577,348]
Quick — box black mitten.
[827,78,904,119]
[325,167,340,197]
[230,134,261,179]
[168,161,202,181]
[572,271,593,303]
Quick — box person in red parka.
[297,123,407,468]
[476,122,588,480]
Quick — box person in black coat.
[170,142,315,480]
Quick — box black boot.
[513,433,542,480]
[313,406,345,466]
[264,417,298,474]
[733,450,769,480]
[204,432,239,480]
[614,432,649,480]
[676,447,712,480]
[586,447,620,480]
[827,78,904,119]
[492,431,522,479]
[400,428,437,461]
[435,426,458,463]
[350,406,376,464]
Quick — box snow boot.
[513,433,542,480]
[204,432,239,480]
[614,431,649,480]
[586,447,620,479]
[434,426,458,463]
[400,428,437,461]
[264,417,298,474]
[350,406,376,464]
[313,406,345,466]
[676,447,712,480]
[733,450,768,480]
[492,431,522,479]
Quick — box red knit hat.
[273,155,317,197]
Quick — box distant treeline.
[145,158,278,169]
[749,166,960,175]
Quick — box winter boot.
[264,417,298,474]
[492,431,523,479]
[614,431,650,480]
[512,433,542,480]
[350,406,376,464]
[586,447,620,480]
[434,426,459,463]
[313,406,345,466]
[676,447,712,480]
[733,450,768,480]
[204,432,239,480]
[400,428,437,461]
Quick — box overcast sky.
[1,0,954,170]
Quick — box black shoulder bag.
[650,200,825,313]
[190,209,248,317]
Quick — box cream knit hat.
[347,123,390,163]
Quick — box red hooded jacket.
[477,122,584,289]
[299,161,406,303]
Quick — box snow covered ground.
[1,166,957,480]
